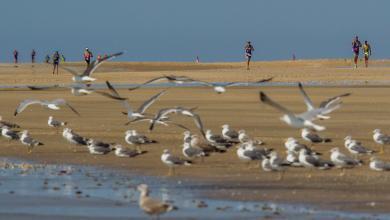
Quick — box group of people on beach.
[352,36,372,68]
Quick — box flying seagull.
[298,82,350,120]
[14,99,80,116]
[259,91,326,131]
[129,75,201,91]
[61,52,124,83]
[197,77,273,94]
[137,184,177,218]
[103,81,166,121]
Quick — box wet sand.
[1,61,390,213]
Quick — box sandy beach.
[1,60,390,214]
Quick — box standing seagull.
[344,137,375,157]
[48,116,67,133]
[137,184,177,218]
[103,81,166,121]
[125,130,156,151]
[14,99,80,116]
[61,52,124,83]
[237,142,271,167]
[221,124,239,142]
[330,147,362,175]
[19,130,43,153]
[259,92,326,131]
[238,130,264,145]
[197,77,273,94]
[206,129,232,152]
[182,142,207,161]
[369,157,390,171]
[1,126,19,140]
[262,151,290,180]
[114,145,144,158]
[129,75,201,91]
[86,139,115,155]
[161,149,191,176]
[62,128,89,146]
[373,129,390,154]
[301,128,331,146]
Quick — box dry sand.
[1,60,390,213]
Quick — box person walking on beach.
[83,48,93,67]
[352,36,362,68]
[31,49,36,65]
[52,51,60,75]
[363,40,372,68]
[244,41,255,70]
[13,49,19,67]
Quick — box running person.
[31,49,36,65]
[83,48,93,66]
[244,41,255,70]
[52,51,60,75]
[13,50,19,67]
[363,40,372,68]
[352,36,362,68]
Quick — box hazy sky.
[1,0,389,62]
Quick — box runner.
[244,41,255,70]
[352,36,362,68]
[31,49,36,64]
[363,40,372,68]
[83,48,93,66]
[52,51,60,75]
[13,50,19,67]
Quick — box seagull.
[344,137,375,157]
[61,52,124,83]
[86,139,115,155]
[206,129,232,152]
[125,130,156,151]
[284,137,312,153]
[221,124,239,142]
[259,92,326,131]
[48,116,67,132]
[301,128,331,145]
[149,107,205,137]
[102,81,166,121]
[297,82,350,120]
[238,130,264,145]
[237,141,271,167]
[0,116,20,128]
[373,129,390,154]
[161,149,191,176]
[182,142,207,160]
[1,126,19,140]
[330,147,362,175]
[126,117,190,131]
[344,136,358,148]
[62,128,89,146]
[137,184,177,218]
[129,75,201,91]
[369,157,390,171]
[286,150,302,167]
[183,131,192,144]
[19,130,43,153]
[298,149,333,170]
[262,151,290,180]
[14,99,80,116]
[197,77,273,94]
[114,145,145,158]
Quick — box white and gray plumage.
[161,149,191,175]
[149,107,205,137]
[1,126,19,140]
[198,77,273,94]
[137,184,177,217]
[238,130,264,145]
[206,129,232,151]
[284,137,311,153]
[125,130,156,151]
[48,116,67,128]
[286,150,302,167]
[115,145,144,158]
[19,130,43,153]
[62,128,89,146]
[236,141,271,163]
[103,81,166,121]
[0,116,20,128]
[369,157,390,171]
[129,75,201,91]
[61,52,124,83]
[221,124,239,142]
[344,136,358,148]
[183,131,192,144]
[182,142,206,159]
[373,129,390,153]
[301,128,331,144]
[261,151,290,181]
[298,149,333,169]
[14,99,80,116]
[259,91,326,131]
[345,138,375,156]
[330,147,362,168]
[87,139,115,155]
[126,117,190,131]
[297,82,350,121]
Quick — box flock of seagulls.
[2,53,390,218]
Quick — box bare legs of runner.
[353,53,358,68]
[53,63,59,75]
[365,55,369,68]
[246,56,251,70]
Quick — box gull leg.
[380,145,385,154]
[339,168,346,177]
[306,168,312,178]
[27,146,33,154]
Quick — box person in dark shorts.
[13,50,19,67]
[83,48,93,66]
[244,41,255,70]
[31,49,36,64]
[352,36,362,68]
[363,40,372,68]
[52,51,60,75]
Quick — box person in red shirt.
[83,48,93,66]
